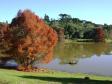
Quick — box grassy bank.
[0,69,112,84]
[105,39,112,43]
[64,39,96,44]
[64,39,112,44]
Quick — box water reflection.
[38,42,112,76]
[54,42,112,64]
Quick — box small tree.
[95,28,105,42]
[2,10,58,71]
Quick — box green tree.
[44,14,50,25]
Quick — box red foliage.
[42,50,53,64]
[0,23,8,41]
[2,10,58,71]
[96,28,105,42]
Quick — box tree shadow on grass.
[19,75,112,84]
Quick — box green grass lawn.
[0,68,112,84]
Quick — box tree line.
[44,14,112,42]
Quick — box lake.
[37,42,112,76]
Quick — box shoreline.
[64,39,112,44]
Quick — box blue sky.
[0,0,112,24]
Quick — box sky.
[0,0,112,24]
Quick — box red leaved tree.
[95,28,105,42]
[3,10,58,71]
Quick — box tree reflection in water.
[54,42,112,64]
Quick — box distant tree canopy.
[44,14,112,42]
[0,10,58,71]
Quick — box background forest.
[43,14,112,42]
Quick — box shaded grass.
[0,68,112,84]
[19,76,112,84]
